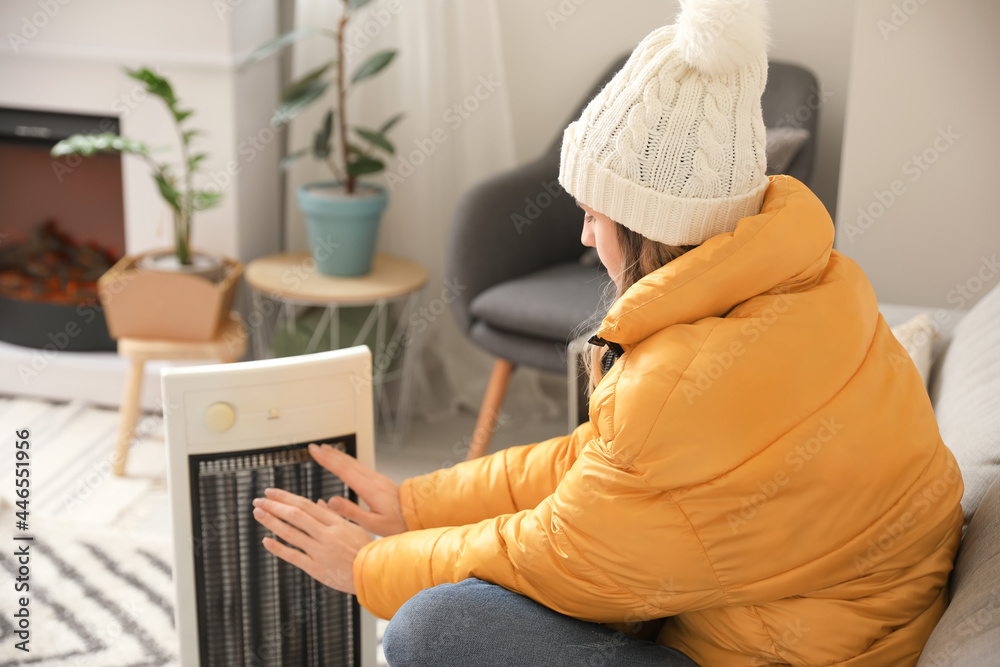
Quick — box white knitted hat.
[559,0,771,246]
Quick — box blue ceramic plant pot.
[297,181,389,277]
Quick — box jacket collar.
[595,175,835,346]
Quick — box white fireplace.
[0,0,283,409]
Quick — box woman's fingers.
[305,444,406,536]
[263,487,334,522]
[256,488,340,534]
[328,495,406,537]
[262,536,311,572]
[253,506,315,551]
[260,514,371,595]
[311,497,357,527]
[326,496,370,524]
[308,444,381,498]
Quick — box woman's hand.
[308,443,407,537]
[252,487,371,595]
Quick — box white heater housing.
[163,347,378,667]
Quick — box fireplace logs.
[0,221,118,351]
[0,220,118,304]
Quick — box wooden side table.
[113,313,247,476]
[245,252,428,446]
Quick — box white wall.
[834,0,1000,309]
[494,0,855,218]
[0,0,283,263]
[766,1,855,221]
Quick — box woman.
[251,1,964,664]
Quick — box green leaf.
[110,136,144,152]
[347,156,385,176]
[274,79,330,125]
[349,0,375,10]
[153,173,183,212]
[350,49,396,84]
[182,129,203,144]
[241,27,338,70]
[322,108,334,139]
[284,61,335,99]
[346,142,368,158]
[280,149,309,171]
[187,153,208,171]
[311,110,334,160]
[354,127,394,154]
[378,112,405,135]
[173,109,194,123]
[125,67,176,107]
[313,125,332,160]
[193,190,223,211]
[51,133,150,158]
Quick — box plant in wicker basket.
[49,68,241,341]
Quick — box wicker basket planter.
[98,249,243,341]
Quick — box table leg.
[394,291,423,446]
[329,304,340,351]
[251,290,267,360]
[283,300,295,336]
[113,358,145,477]
[373,300,389,438]
[305,306,332,354]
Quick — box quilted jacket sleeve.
[354,432,724,621]
[398,419,598,530]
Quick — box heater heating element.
[163,347,377,667]
[193,443,357,666]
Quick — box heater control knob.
[205,402,236,432]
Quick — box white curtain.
[285,0,564,427]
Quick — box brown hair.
[583,223,697,393]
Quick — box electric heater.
[162,347,378,667]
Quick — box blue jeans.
[382,578,700,666]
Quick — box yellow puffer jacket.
[353,175,964,666]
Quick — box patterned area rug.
[0,510,391,667]
[0,510,178,666]
[0,397,156,524]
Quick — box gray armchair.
[448,56,820,459]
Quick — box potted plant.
[51,67,242,341]
[244,0,403,277]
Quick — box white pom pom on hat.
[558,0,772,246]
[675,0,771,76]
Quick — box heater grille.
[190,439,360,667]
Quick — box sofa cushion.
[930,282,1000,524]
[916,474,1000,666]
[890,313,939,388]
[878,303,966,384]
